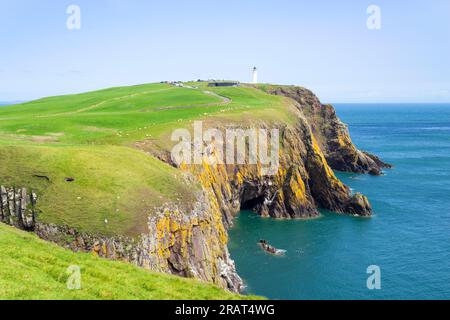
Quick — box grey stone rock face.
[0,186,36,230]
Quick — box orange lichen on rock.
[289,171,307,203]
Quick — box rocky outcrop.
[262,85,391,175]
[0,186,36,230]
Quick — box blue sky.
[1,0,449,102]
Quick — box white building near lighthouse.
[252,67,258,84]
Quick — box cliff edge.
[260,85,391,175]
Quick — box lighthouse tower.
[252,67,258,84]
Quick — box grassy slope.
[0,145,197,236]
[0,223,260,300]
[0,82,293,236]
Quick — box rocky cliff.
[178,121,373,222]
[261,85,391,175]
[0,85,387,293]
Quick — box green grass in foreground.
[0,223,261,300]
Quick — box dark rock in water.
[258,240,285,255]
[345,193,372,217]
[362,151,393,170]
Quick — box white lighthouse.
[252,67,258,84]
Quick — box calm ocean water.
[228,104,450,299]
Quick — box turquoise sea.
[228,104,450,299]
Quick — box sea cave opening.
[240,195,266,211]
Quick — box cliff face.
[263,86,391,175]
[0,85,386,293]
[179,120,372,222]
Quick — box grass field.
[0,223,259,300]
[0,82,293,236]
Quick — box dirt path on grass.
[151,90,231,111]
